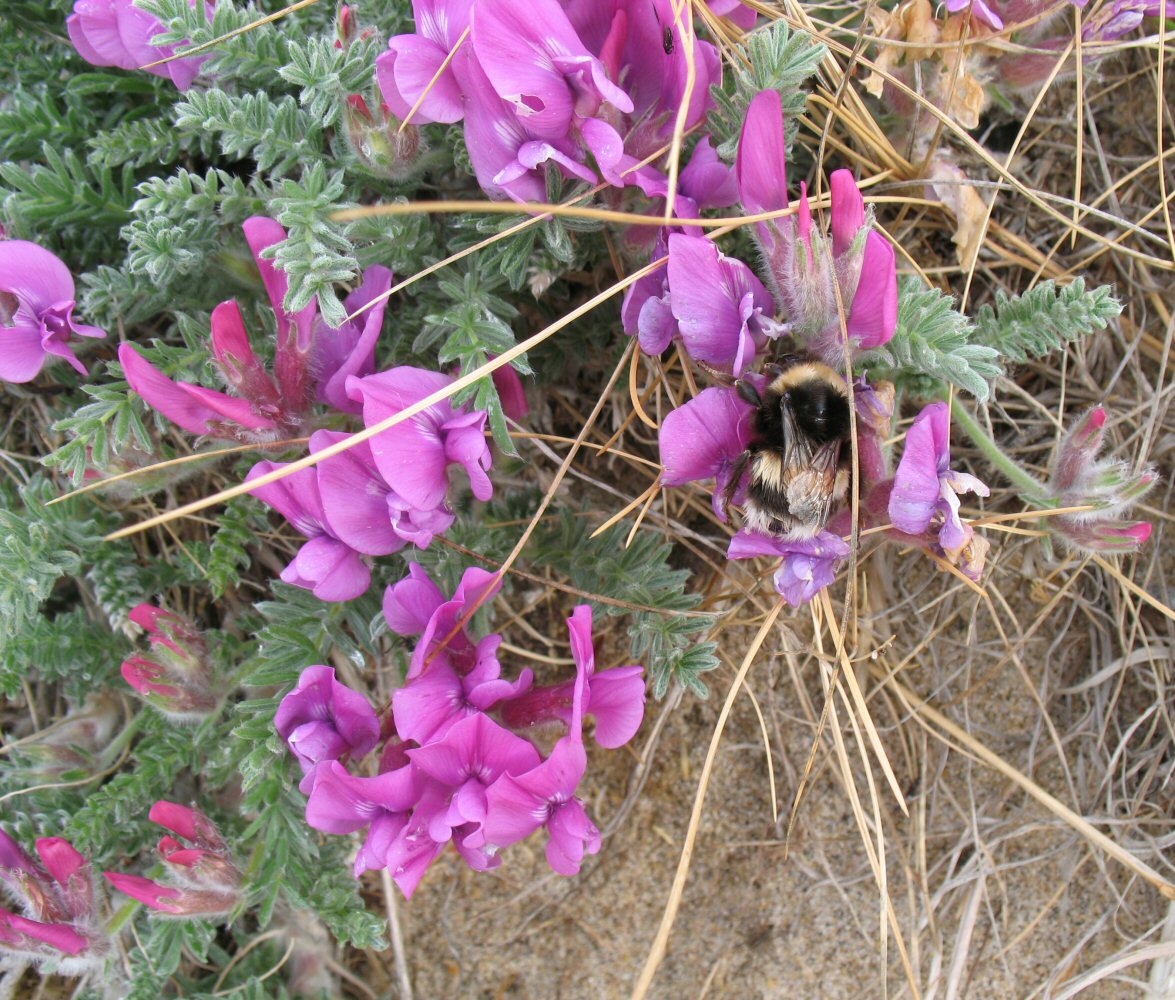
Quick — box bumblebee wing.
[782,438,843,534]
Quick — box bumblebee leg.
[736,379,762,407]
[721,450,751,521]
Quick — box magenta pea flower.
[104,802,240,917]
[0,240,106,384]
[727,529,851,607]
[0,910,91,962]
[889,402,990,565]
[121,603,218,721]
[122,217,392,441]
[499,605,646,749]
[347,366,494,514]
[453,48,599,202]
[471,0,633,142]
[407,712,542,848]
[376,0,474,125]
[736,90,897,364]
[481,684,600,876]
[387,565,532,742]
[149,802,240,890]
[384,564,504,678]
[103,873,238,918]
[67,0,211,91]
[663,233,780,376]
[312,429,454,555]
[659,385,756,520]
[245,460,372,602]
[304,760,427,878]
[392,633,533,745]
[275,665,381,789]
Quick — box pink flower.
[889,402,990,565]
[659,385,756,520]
[0,830,102,967]
[67,0,211,91]
[275,666,381,789]
[304,760,426,878]
[347,366,494,513]
[471,0,633,142]
[0,240,106,383]
[383,564,504,678]
[245,460,372,602]
[122,217,392,441]
[376,0,474,125]
[481,728,600,876]
[736,91,897,363]
[727,529,851,607]
[121,603,218,720]
[407,712,542,849]
[312,430,454,554]
[104,802,240,917]
[663,234,779,377]
[499,606,646,749]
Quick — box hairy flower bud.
[342,94,424,180]
[121,604,219,721]
[1045,406,1156,553]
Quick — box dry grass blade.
[878,669,1175,900]
[629,598,786,1000]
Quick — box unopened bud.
[123,605,218,721]
[342,94,423,180]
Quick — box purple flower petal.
[282,535,371,602]
[383,563,447,637]
[584,666,646,748]
[312,430,407,557]
[659,385,754,496]
[315,266,394,414]
[348,366,493,512]
[120,344,229,437]
[846,231,898,349]
[737,90,789,218]
[830,170,866,257]
[305,761,422,836]
[889,402,948,535]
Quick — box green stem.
[947,398,1045,496]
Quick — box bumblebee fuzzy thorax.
[762,362,851,446]
[728,359,853,539]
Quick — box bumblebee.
[722,358,853,539]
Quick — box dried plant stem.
[381,869,414,1000]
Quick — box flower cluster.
[67,0,211,91]
[246,366,493,602]
[105,802,242,917]
[121,603,218,721]
[0,240,106,384]
[0,830,105,971]
[278,566,646,897]
[624,89,898,377]
[122,216,393,442]
[376,0,732,203]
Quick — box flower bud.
[1045,406,1157,553]
[341,94,423,180]
[122,604,219,721]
